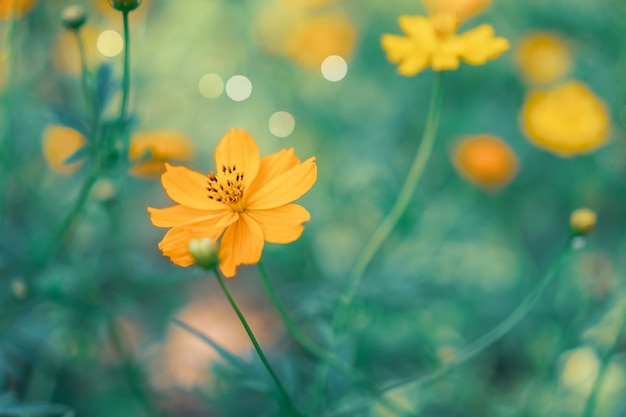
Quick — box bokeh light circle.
[225,75,252,102]
[97,30,123,57]
[321,55,348,82]
[198,74,224,99]
[269,111,296,138]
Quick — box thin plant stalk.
[326,237,574,417]
[116,10,131,156]
[0,11,20,232]
[213,268,303,417]
[581,304,626,417]
[257,262,415,417]
[309,72,444,414]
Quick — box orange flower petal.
[246,204,311,244]
[161,163,225,211]
[398,15,436,43]
[158,227,195,267]
[148,204,236,228]
[246,148,300,198]
[214,127,261,185]
[218,214,264,278]
[246,156,317,210]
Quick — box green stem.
[309,72,444,414]
[73,27,101,127]
[106,315,164,417]
[213,268,303,417]
[0,11,20,233]
[117,10,131,156]
[581,304,626,417]
[336,71,443,333]
[326,237,573,417]
[257,262,415,417]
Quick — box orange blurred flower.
[148,128,317,278]
[515,32,571,84]
[52,25,102,75]
[129,130,193,178]
[0,0,36,19]
[452,135,518,189]
[256,0,356,70]
[521,81,610,156]
[284,12,356,69]
[422,0,491,20]
[381,11,509,76]
[42,126,87,174]
[42,126,192,176]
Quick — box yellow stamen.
[206,164,246,212]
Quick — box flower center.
[207,165,246,212]
[431,11,460,39]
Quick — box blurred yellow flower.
[256,0,356,70]
[43,125,192,177]
[148,128,317,278]
[42,125,87,174]
[52,25,101,75]
[284,12,357,69]
[129,130,194,178]
[521,81,610,156]
[515,32,571,84]
[0,0,36,19]
[381,11,509,76]
[452,135,518,189]
[422,0,491,20]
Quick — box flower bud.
[61,6,87,30]
[570,208,596,236]
[188,238,219,270]
[108,0,142,12]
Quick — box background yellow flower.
[515,32,572,84]
[0,0,36,19]
[381,11,509,76]
[452,135,518,189]
[256,0,356,70]
[129,130,194,178]
[42,125,87,174]
[521,81,610,156]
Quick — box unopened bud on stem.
[570,208,596,236]
[61,6,87,30]
[188,238,219,270]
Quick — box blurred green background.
[1,0,625,416]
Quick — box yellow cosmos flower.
[521,81,610,156]
[381,11,509,76]
[452,135,518,189]
[129,130,194,178]
[422,0,491,20]
[148,128,317,278]
[0,0,36,19]
[42,126,87,174]
[515,32,571,84]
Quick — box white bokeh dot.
[198,74,224,99]
[97,30,123,58]
[269,111,296,138]
[321,55,348,82]
[225,75,252,102]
